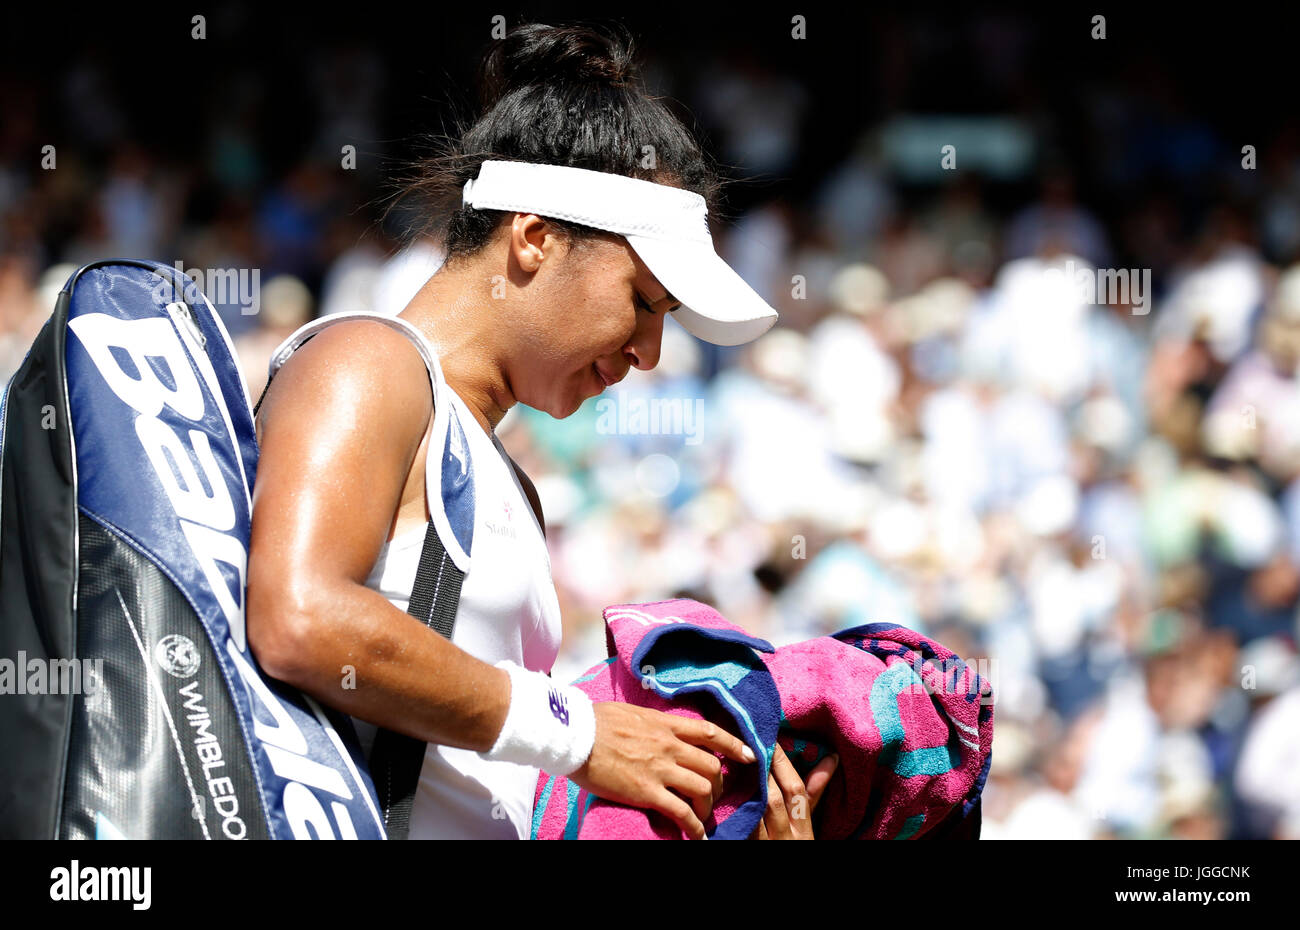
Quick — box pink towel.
[532,599,993,840]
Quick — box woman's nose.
[624,316,665,370]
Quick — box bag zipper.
[167,300,207,350]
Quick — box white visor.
[461,160,779,346]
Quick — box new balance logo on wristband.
[485,663,593,775]
[548,688,570,726]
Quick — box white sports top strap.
[267,310,449,397]
[265,311,472,573]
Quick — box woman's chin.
[545,392,591,420]
[536,373,603,419]
[570,390,598,416]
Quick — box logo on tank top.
[485,499,517,539]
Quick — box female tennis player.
[245,21,837,840]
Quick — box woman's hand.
[750,744,838,840]
[568,702,757,840]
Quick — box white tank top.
[267,311,563,839]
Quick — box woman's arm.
[247,320,510,751]
[246,321,752,838]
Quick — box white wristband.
[481,660,597,776]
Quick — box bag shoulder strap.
[369,520,466,839]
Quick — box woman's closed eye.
[635,292,657,315]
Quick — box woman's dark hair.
[387,21,723,263]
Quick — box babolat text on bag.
[0,259,386,839]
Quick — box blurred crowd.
[4,14,1300,841]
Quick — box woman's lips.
[593,363,615,387]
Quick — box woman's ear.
[509,213,554,273]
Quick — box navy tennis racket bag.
[0,259,387,839]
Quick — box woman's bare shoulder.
[246,317,436,608]
[255,318,434,446]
